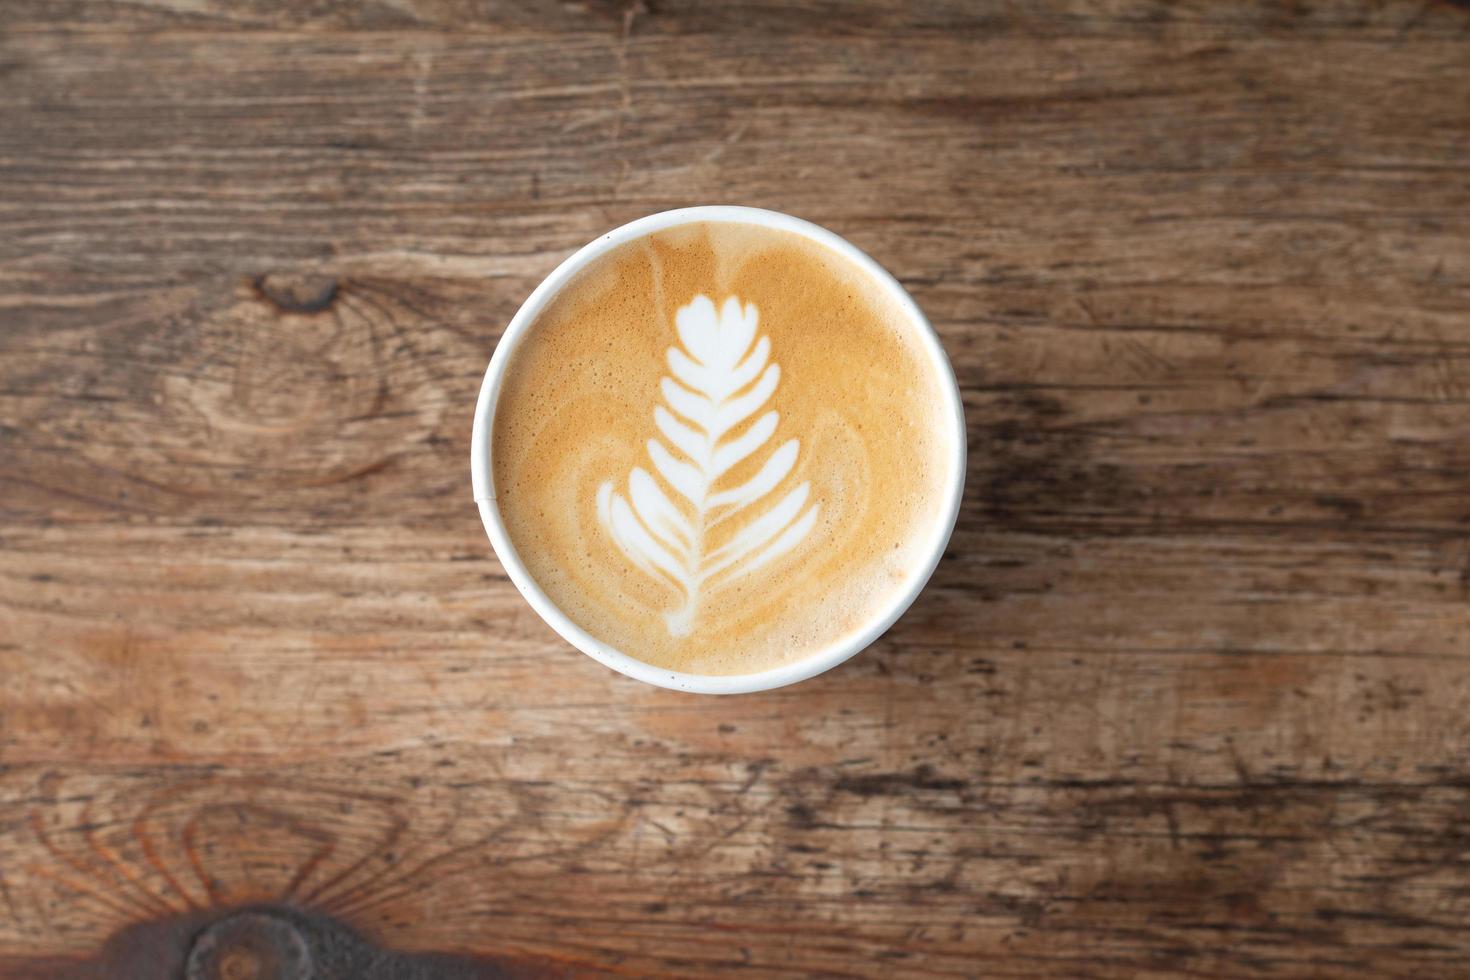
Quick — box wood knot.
[186,911,313,980]
[253,273,340,315]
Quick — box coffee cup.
[471,206,965,693]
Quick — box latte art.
[598,294,818,636]
[489,220,957,675]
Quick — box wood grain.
[3,1,1470,976]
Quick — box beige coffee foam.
[491,221,954,675]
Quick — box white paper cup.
[470,206,966,694]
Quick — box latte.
[489,219,958,676]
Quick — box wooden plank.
[4,0,1469,38]
[2,0,1469,976]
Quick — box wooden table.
[3,2,1470,976]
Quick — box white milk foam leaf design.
[597,295,818,636]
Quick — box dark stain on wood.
[27,906,593,979]
[252,275,342,317]
[833,765,967,797]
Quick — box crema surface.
[491,221,955,675]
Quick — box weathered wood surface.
[3,1,1470,976]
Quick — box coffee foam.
[491,221,954,675]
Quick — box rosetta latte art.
[597,295,819,636]
[492,220,953,674]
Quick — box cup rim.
[471,206,966,694]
